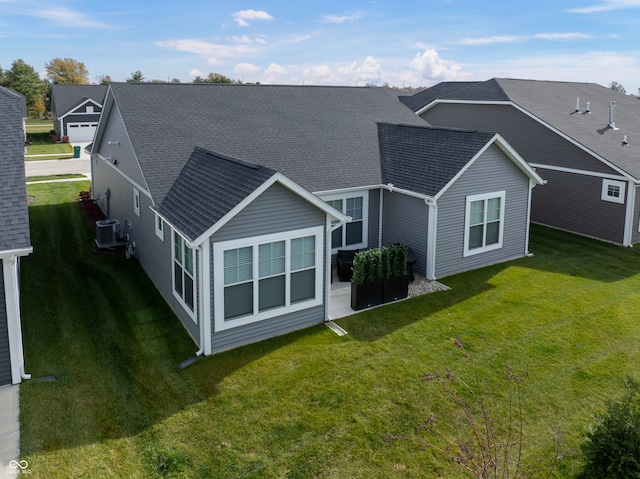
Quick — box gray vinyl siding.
[92,115,200,341]
[435,144,531,278]
[368,189,381,249]
[422,103,618,175]
[209,183,327,354]
[381,191,429,277]
[532,168,626,244]
[633,186,640,245]
[0,263,10,385]
[94,103,147,190]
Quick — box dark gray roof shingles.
[0,86,31,251]
[156,147,277,241]
[51,84,107,115]
[378,123,496,197]
[108,83,428,203]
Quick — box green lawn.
[20,182,640,478]
[25,119,54,134]
[25,121,74,160]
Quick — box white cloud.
[188,68,204,77]
[155,38,262,65]
[567,0,640,13]
[459,32,591,45]
[231,35,253,44]
[232,9,274,27]
[321,12,363,24]
[263,63,289,83]
[302,57,384,85]
[410,48,468,82]
[235,62,261,78]
[1,3,109,28]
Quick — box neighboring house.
[90,83,542,355]
[0,86,32,386]
[403,78,640,246]
[51,84,108,142]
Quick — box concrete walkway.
[0,385,20,479]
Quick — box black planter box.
[351,280,384,311]
[383,274,410,303]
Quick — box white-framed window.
[322,192,368,252]
[601,179,625,204]
[155,213,164,241]
[173,231,195,318]
[463,191,506,257]
[133,188,140,216]
[213,226,323,331]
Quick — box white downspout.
[623,181,636,247]
[201,238,212,355]
[326,215,348,320]
[3,255,31,382]
[425,199,437,280]
[378,187,384,248]
[525,180,535,255]
[194,244,205,356]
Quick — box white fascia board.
[97,153,151,199]
[189,172,350,248]
[492,133,544,185]
[528,163,628,181]
[422,98,637,183]
[59,98,102,120]
[0,247,33,259]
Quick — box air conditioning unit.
[95,219,120,247]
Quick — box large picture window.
[323,192,368,251]
[214,227,323,331]
[463,191,506,257]
[173,231,195,316]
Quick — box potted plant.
[350,248,384,311]
[382,244,409,303]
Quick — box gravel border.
[408,274,449,298]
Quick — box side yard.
[25,119,74,160]
[19,181,640,478]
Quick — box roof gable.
[51,84,107,116]
[155,147,348,245]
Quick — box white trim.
[3,256,29,384]
[188,172,349,247]
[96,153,151,198]
[58,98,102,120]
[202,238,212,355]
[213,226,324,332]
[133,188,140,216]
[420,98,637,183]
[435,134,542,201]
[0,247,33,259]
[154,213,164,241]
[463,191,506,257]
[601,179,626,204]
[172,231,197,322]
[529,163,628,181]
[320,191,369,253]
[426,202,437,280]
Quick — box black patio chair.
[336,249,359,282]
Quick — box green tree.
[2,59,46,114]
[45,57,89,84]
[192,72,235,84]
[610,81,627,94]
[126,70,145,83]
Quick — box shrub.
[381,244,408,280]
[351,248,383,285]
[579,378,640,479]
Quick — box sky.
[2,0,640,91]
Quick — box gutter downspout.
[3,255,32,382]
[326,215,349,320]
[623,181,636,247]
[425,198,437,280]
[378,187,384,248]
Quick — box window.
[173,231,195,315]
[464,191,506,257]
[601,179,625,204]
[133,188,140,216]
[323,192,368,251]
[155,213,164,240]
[214,227,323,331]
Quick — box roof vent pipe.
[623,135,628,145]
[586,101,591,113]
[576,97,580,112]
[609,101,619,130]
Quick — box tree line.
[0,58,238,118]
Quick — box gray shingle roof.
[0,87,30,251]
[411,78,640,180]
[51,84,107,116]
[156,147,277,241]
[378,123,496,197]
[106,83,428,203]
[400,81,483,112]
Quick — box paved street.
[24,141,91,179]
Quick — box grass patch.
[25,132,74,160]
[26,119,54,134]
[26,174,86,183]
[20,184,640,478]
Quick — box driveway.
[24,141,91,179]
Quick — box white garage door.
[67,122,98,142]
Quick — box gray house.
[403,78,640,246]
[90,83,542,355]
[0,87,32,386]
[51,84,108,142]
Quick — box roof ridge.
[192,146,271,172]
